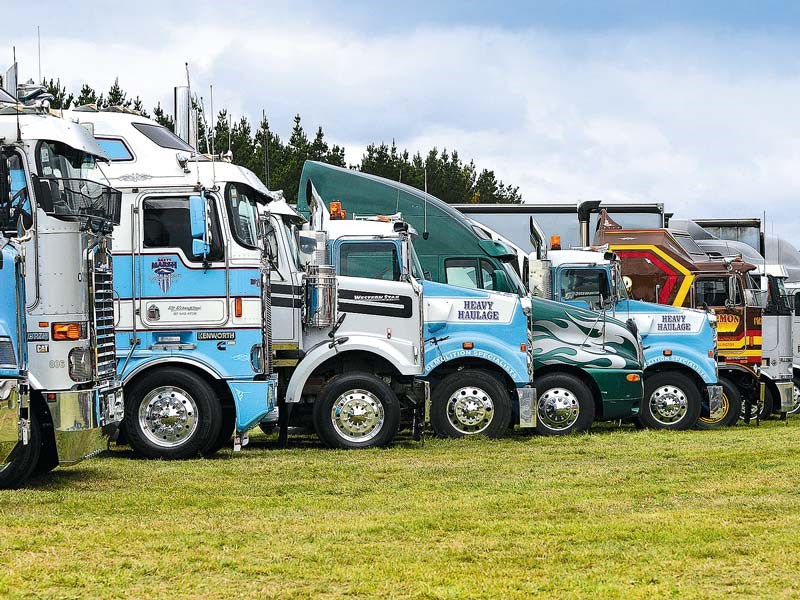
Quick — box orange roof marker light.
[550,235,561,250]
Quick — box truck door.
[134,195,228,328]
[694,275,750,364]
[332,239,422,365]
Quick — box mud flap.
[518,386,537,428]
[707,385,723,415]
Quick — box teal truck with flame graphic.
[297,161,644,433]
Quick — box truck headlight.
[68,347,92,382]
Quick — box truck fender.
[121,355,224,386]
[642,342,717,385]
[425,331,529,385]
[285,335,420,404]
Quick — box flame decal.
[532,310,638,370]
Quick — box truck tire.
[697,377,741,429]
[0,410,41,489]
[534,373,594,436]
[739,385,775,421]
[640,372,702,430]
[205,405,236,454]
[790,377,800,415]
[430,369,512,438]
[313,372,400,449]
[125,368,222,459]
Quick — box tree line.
[34,77,523,205]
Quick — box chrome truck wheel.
[446,386,494,434]
[314,373,400,449]
[139,387,199,448]
[534,373,595,436]
[640,372,701,430]
[789,377,800,415]
[696,376,741,429]
[331,389,385,444]
[125,368,222,460]
[431,370,511,438]
[538,387,579,430]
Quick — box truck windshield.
[33,140,121,226]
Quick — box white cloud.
[7,14,800,238]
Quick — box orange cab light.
[550,235,561,250]
[663,349,672,356]
[462,342,474,350]
[235,297,243,318]
[520,343,527,352]
[626,373,641,383]
[52,322,84,341]
[376,215,391,222]
[38,321,48,328]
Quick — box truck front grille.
[0,337,16,368]
[91,254,117,381]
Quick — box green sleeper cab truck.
[297,161,644,434]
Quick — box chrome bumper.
[45,381,124,465]
[707,385,723,415]
[518,385,537,428]
[0,379,28,465]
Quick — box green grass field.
[2,420,800,599]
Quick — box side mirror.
[724,298,734,311]
[0,155,10,230]
[188,195,210,258]
[492,269,512,293]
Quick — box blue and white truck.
[0,85,124,483]
[0,183,32,488]
[67,106,276,458]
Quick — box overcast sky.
[6,1,800,237]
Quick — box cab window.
[445,258,479,288]
[339,241,400,281]
[694,277,729,307]
[142,196,223,262]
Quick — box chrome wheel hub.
[790,385,800,415]
[139,386,198,448]
[538,387,579,431]
[446,386,494,434]
[648,384,689,425]
[331,389,385,443]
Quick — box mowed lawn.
[2,420,800,599]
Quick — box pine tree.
[105,78,131,108]
[42,78,73,109]
[75,84,98,107]
[152,102,175,130]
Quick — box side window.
[695,277,728,307]
[96,137,134,161]
[480,260,495,290]
[445,258,479,289]
[339,241,400,281]
[560,268,605,305]
[142,196,223,262]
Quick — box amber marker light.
[663,349,673,356]
[550,235,562,250]
[38,321,48,328]
[520,343,527,352]
[52,322,84,341]
[626,373,641,383]
[235,297,243,318]
[462,342,474,350]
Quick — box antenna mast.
[262,109,270,188]
[209,85,216,188]
[37,26,41,83]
